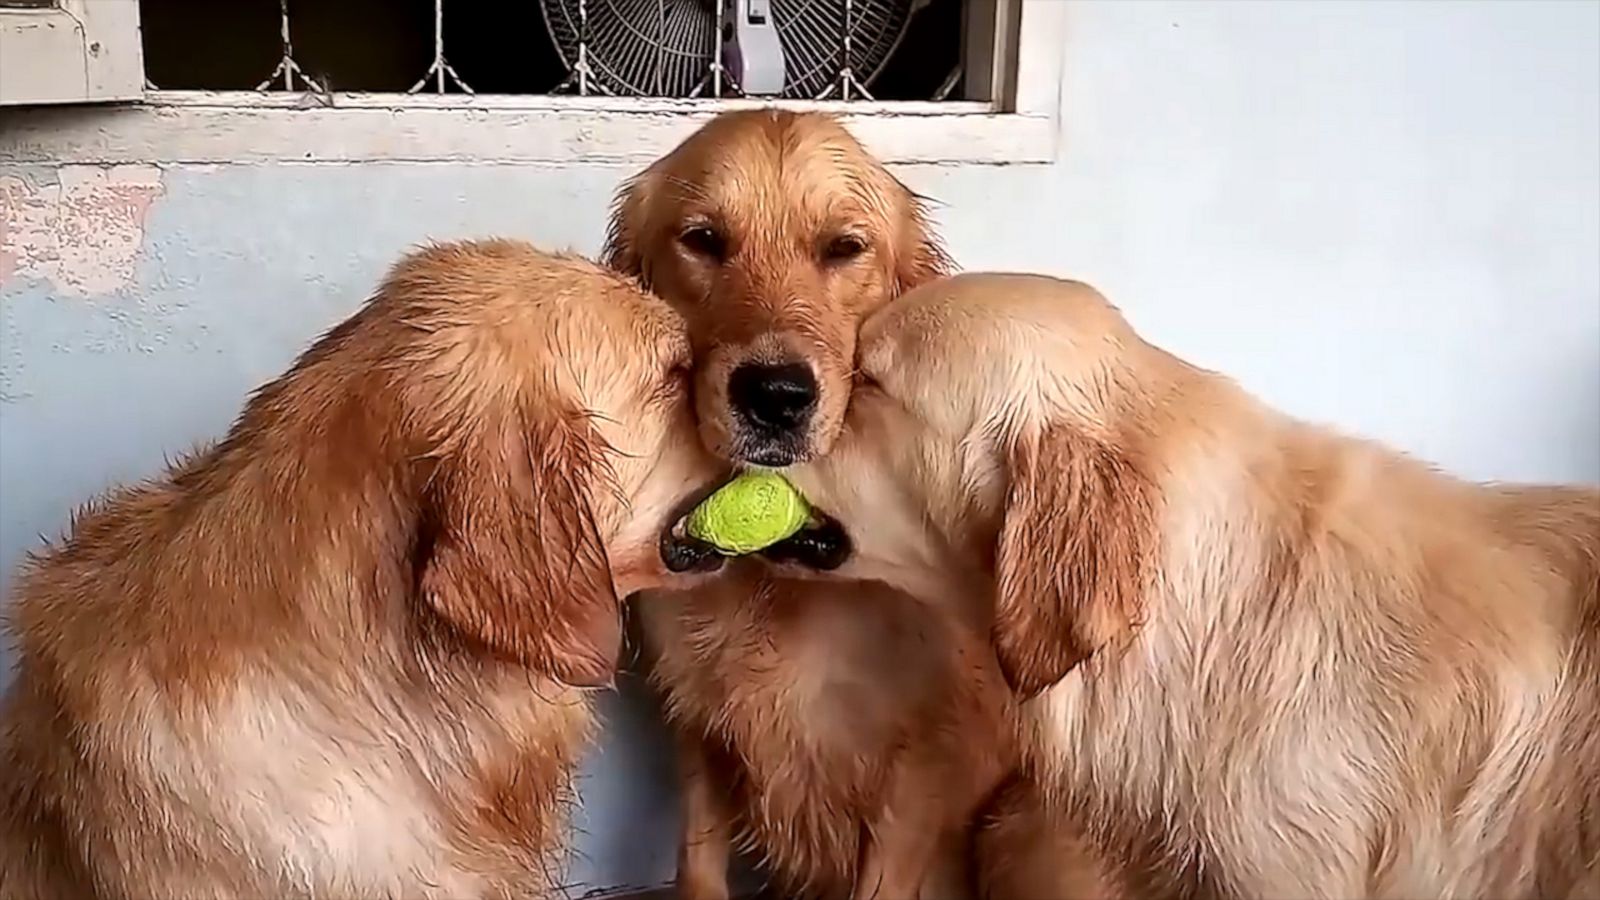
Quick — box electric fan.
[539,0,926,99]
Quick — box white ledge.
[0,92,1059,166]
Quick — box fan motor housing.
[724,0,786,96]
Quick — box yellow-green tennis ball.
[685,471,810,556]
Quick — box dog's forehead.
[672,124,879,224]
[862,288,988,366]
[873,273,1122,352]
[607,293,689,364]
[860,274,1116,398]
[548,284,689,376]
[855,310,996,439]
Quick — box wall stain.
[0,165,165,298]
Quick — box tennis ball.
[685,471,810,556]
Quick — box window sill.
[0,90,1058,166]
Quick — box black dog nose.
[728,362,818,433]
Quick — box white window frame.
[0,0,1063,166]
[0,0,143,105]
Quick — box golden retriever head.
[362,241,723,686]
[784,273,1164,696]
[603,108,952,466]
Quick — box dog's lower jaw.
[659,530,727,575]
[761,516,853,571]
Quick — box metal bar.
[253,0,329,96]
[654,0,664,97]
[843,0,853,101]
[554,0,608,96]
[690,0,738,99]
[408,0,473,94]
[254,0,296,92]
[932,64,962,102]
[280,0,294,91]
[816,0,873,101]
[435,0,445,92]
[713,0,724,97]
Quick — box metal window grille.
[140,0,964,102]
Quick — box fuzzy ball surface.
[685,471,810,555]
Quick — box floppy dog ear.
[892,178,955,296]
[602,169,657,286]
[993,426,1154,698]
[417,417,621,688]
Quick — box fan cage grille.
[542,0,916,99]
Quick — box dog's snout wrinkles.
[728,361,819,434]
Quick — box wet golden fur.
[791,272,1600,900]
[604,108,950,464]
[0,242,718,899]
[606,110,1013,900]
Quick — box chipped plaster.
[0,164,164,298]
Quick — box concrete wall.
[3,0,1596,892]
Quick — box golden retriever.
[607,110,1014,900]
[0,241,723,899]
[604,108,950,468]
[785,272,1600,900]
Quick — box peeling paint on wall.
[0,165,164,297]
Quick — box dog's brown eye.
[822,234,868,264]
[679,225,727,262]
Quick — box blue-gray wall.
[3,1,1597,892]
